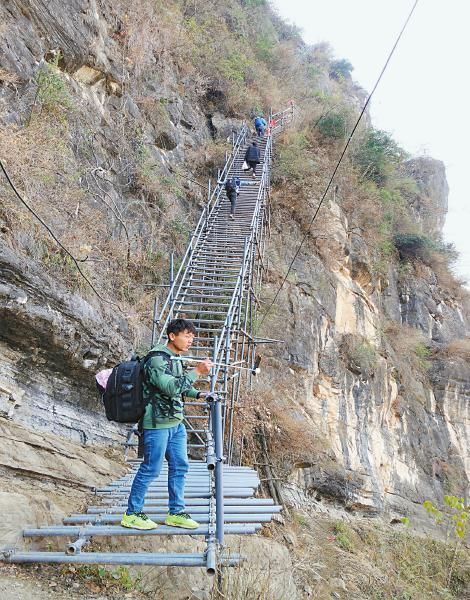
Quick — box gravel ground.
[0,565,147,600]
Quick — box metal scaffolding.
[1,104,294,573]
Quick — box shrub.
[255,33,276,63]
[439,338,470,361]
[329,58,353,80]
[34,53,72,114]
[414,342,432,371]
[317,111,348,139]
[272,129,314,183]
[354,128,407,186]
[423,496,470,589]
[340,334,378,377]
[333,520,355,552]
[393,233,434,261]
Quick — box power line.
[255,0,419,333]
[0,158,121,309]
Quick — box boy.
[121,319,212,530]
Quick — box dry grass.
[437,337,470,362]
[275,513,470,600]
[383,321,432,375]
[0,67,21,85]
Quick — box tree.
[354,129,406,186]
[329,58,353,80]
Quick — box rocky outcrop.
[402,157,449,235]
[0,0,468,583]
[259,186,469,524]
[0,242,129,445]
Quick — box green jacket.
[142,344,200,429]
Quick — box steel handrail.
[155,124,249,341]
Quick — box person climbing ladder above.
[221,175,240,220]
[244,140,261,179]
[254,115,267,137]
[121,319,212,530]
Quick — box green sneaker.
[165,512,200,529]
[121,512,158,530]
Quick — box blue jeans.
[127,424,189,515]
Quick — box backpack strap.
[143,350,173,427]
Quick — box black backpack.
[102,351,170,423]
[225,178,237,194]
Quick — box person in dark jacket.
[121,319,212,531]
[244,141,260,178]
[219,176,240,220]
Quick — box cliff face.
[0,244,129,444]
[0,1,469,594]
[258,156,469,522]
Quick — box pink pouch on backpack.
[96,368,113,391]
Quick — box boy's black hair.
[167,318,197,338]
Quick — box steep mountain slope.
[0,1,469,598]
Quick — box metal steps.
[2,105,295,573]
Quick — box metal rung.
[22,524,261,537]
[63,514,272,525]
[87,500,276,513]
[2,552,241,568]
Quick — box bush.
[354,128,407,186]
[340,334,378,377]
[329,58,353,80]
[34,53,72,114]
[317,111,348,139]
[333,520,355,552]
[272,129,314,183]
[393,233,434,260]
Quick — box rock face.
[0,242,129,445]
[402,157,449,234]
[258,184,469,523]
[0,0,468,579]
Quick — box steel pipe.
[3,551,241,567]
[23,524,261,537]
[62,513,272,525]
[66,537,89,556]
[86,501,278,514]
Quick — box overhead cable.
[255,0,419,332]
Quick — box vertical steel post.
[212,394,224,547]
[151,297,158,347]
[169,252,175,321]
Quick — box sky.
[271,0,470,284]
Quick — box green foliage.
[413,342,432,370]
[242,0,267,6]
[394,233,459,268]
[35,53,72,113]
[218,51,251,83]
[272,130,314,183]
[424,496,469,541]
[341,334,378,377]
[333,521,354,552]
[329,58,354,80]
[317,111,348,139]
[422,496,470,592]
[354,128,406,186]
[394,233,434,260]
[255,33,276,63]
[75,565,139,592]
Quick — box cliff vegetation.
[0,1,469,598]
